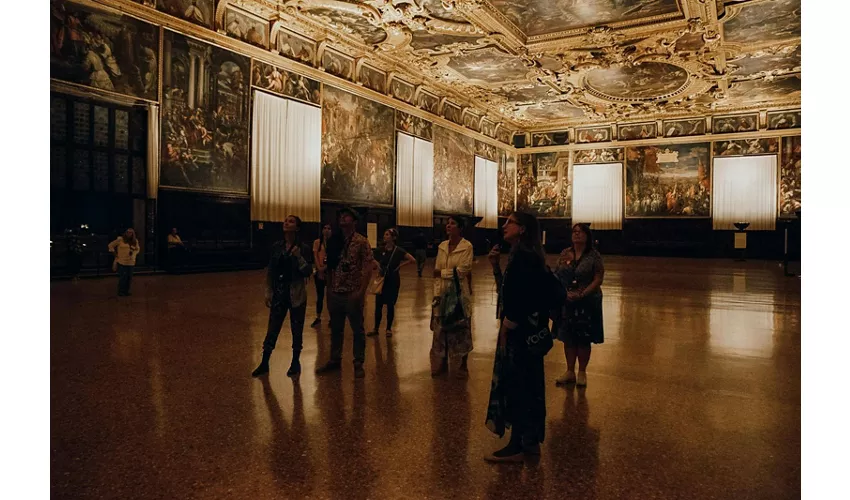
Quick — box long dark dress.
[485,247,547,445]
[555,248,605,345]
[376,245,408,304]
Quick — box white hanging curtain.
[251,91,322,223]
[712,155,777,230]
[146,104,160,199]
[474,156,498,229]
[396,132,434,227]
[571,163,623,230]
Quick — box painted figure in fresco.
[184,0,206,24]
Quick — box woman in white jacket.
[430,215,474,378]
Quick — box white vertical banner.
[571,163,623,230]
[712,155,777,230]
[251,91,322,223]
[474,156,498,228]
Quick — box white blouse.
[433,238,473,298]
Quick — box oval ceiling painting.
[585,62,688,101]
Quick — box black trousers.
[117,264,133,295]
[314,275,326,316]
[374,293,397,330]
[262,299,307,353]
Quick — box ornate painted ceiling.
[184,0,801,134]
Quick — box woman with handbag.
[554,223,605,388]
[311,223,332,327]
[368,228,415,338]
[430,215,474,378]
[485,211,549,463]
[107,228,140,297]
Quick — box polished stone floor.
[51,256,801,499]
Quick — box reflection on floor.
[51,256,801,499]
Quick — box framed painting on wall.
[625,143,710,218]
[574,148,624,164]
[251,60,321,105]
[767,110,801,130]
[515,152,571,218]
[433,126,474,214]
[322,49,354,80]
[576,126,612,144]
[713,138,778,157]
[415,90,440,114]
[498,152,516,217]
[390,78,415,104]
[276,28,316,65]
[480,119,497,138]
[661,118,706,137]
[358,64,386,94]
[462,111,481,132]
[779,136,801,217]
[321,86,395,206]
[443,102,463,125]
[160,31,250,194]
[50,0,160,101]
[712,113,758,134]
[395,111,432,141]
[157,0,215,30]
[496,126,512,145]
[618,122,657,141]
[224,4,269,50]
[474,140,499,162]
[531,132,568,147]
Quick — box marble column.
[163,39,172,87]
[196,55,206,108]
[188,54,197,109]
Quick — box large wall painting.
[157,0,215,30]
[574,148,624,164]
[625,143,710,218]
[779,136,801,217]
[576,126,612,144]
[276,28,317,65]
[433,126,474,214]
[661,118,705,137]
[516,152,571,218]
[618,122,657,141]
[224,5,269,50]
[767,110,801,130]
[713,138,778,157]
[712,114,758,134]
[251,60,320,105]
[395,111,432,141]
[322,87,395,206]
[498,152,516,217]
[160,31,250,193]
[51,0,160,101]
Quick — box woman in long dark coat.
[484,211,549,463]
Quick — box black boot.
[252,350,271,377]
[287,351,302,377]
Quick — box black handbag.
[525,312,553,357]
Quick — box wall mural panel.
[224,5,269,50]
[498,152,516,217]
[160,31,250,193]
[395,111,432,141]
[390,78,415,104]
[433,126,474,214]
[276,28,316,65]
[496,127,512,145]
[576,126,612,144]
[712,114,758,134]
[251,60,320,105]
[531,132,568,147]
[713,138,778,157]
[767,110,801,130]
[474,141,499,162]
[625,143,710,218]
[618,122,657,141]
[780,136,801,217]
[322,49,354,80]
[661,118,705,137]
[574,148,624,164]
[480,119,497,139]
[51,0,160,101]
[516,152,571,218]
[462,112,481,132]
[416,91,440,114]
[322,86,395,206]
[156,0,215,30]
[358,65,386,94]
[443,102,463,125]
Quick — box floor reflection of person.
[108,228,140,297]
[368,228,415,338]
[252,215,313,378]
[311,223,332,328]
[430,215,474,378]
[554,223,605,388]
[485,212,548,463]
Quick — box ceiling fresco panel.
[447,47,531,83]
[723,0,801,45]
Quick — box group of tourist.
[102,205,605,463]
[244,205,605,463]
